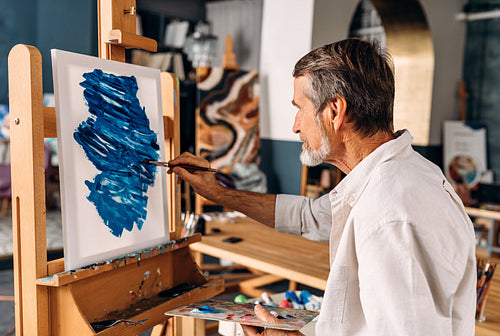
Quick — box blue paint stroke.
[190,305,224,314]
[74,69,160,237]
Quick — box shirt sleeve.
[274,193,332,242]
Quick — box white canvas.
[52,49,169,271]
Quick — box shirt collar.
[329,129,413,207]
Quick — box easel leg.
[151,321,168,336]
[182,317,206,336]
[192,250,203,267]
[161,316,206,336]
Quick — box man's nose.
[292,112,300,134]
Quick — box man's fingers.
[241,324,260,336]
[241,305,304,336]
[240,305,281,336]
[169,151,205,167]
[254,304,284,324]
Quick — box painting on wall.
[197,68,266,192]
[52,50,169,271]
[443,120,487,188]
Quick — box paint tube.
[279,299,292,308]
[285,290,304,309]
[261,292,277,306]
[234,294,248,303]
[300,290,321,312]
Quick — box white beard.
[300,132,330,166]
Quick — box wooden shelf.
[90,279,223,335]
[467,207,500,221]
[43,242,224,335]
[108,29,157,52]
[37,235,201,287]
[468,207,500,258]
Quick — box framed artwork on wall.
[196,68,266,193]
[443,120,487,188]
[52,49,169,270]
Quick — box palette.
[165,299,318,330]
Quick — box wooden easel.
[8,0,223,335]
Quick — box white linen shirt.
[275,130,476,335]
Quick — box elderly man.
[169,39,476,335]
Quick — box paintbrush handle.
[143,160,217,172]
[170,163,218,173]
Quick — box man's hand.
[168,152,277,227]
[168,152,225,202]
[241,304,305,336]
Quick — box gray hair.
[293,38,395,137]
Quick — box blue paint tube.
[285,290,304,309]
[300,290,321,312]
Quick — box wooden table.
[190,216,330,291]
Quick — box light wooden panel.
[8,43,50,335]
[98,0,136,61]
[371,0,434,146]
[161,73,182,238]
[191,216,329,290]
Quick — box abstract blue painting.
[75,69,159,237]
[52,50,169,271]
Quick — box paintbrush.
[141,160,218,172]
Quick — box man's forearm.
[169,153,277,227]
[211,187,277,227]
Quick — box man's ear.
[326,95,347,132]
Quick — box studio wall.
[463,0,500,183]
[0,0,38,104]
[0,0,97,103]
[258,0,469,193]
[3,0,499,193]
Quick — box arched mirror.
[348,0,434,146]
